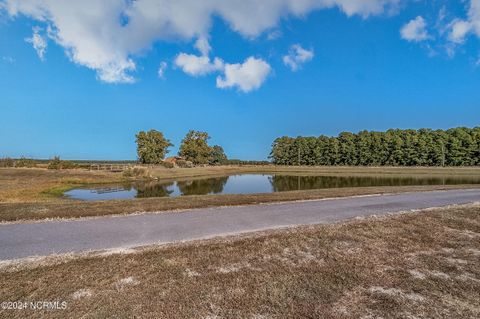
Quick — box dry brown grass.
[0,168,124,203]
[1,204,479,318]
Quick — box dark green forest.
[270,127,480,166]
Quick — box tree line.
[136,129,227,165]
[270,127,480,166]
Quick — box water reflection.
[269,175,475,192]
[177,176,228,195]
[135,181,175,198]
[64,174,480,201]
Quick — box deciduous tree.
[179,130,212,165]
[210,145,228,165]
[136,130,173,164]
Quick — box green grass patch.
[41,184,78,199]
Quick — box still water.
[64,174,480,201]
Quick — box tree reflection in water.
[66,174,480,201]
[134,181,175,198]
[176,176,229,195]
[269,175,480,192]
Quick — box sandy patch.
[408,269,427,280]
[72,288,93,300]
[115,276,139,290]
[184,268,200,277]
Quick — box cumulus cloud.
[399,2,480,58]
[448,19,472,44]
[157,61,167,79]
[1,0,400,84]
[283,44,314,71]
[400,16,429,42]
[25,26,47,60]
[174,36,224,76]
[216,57,271,92]
[446,0,480,44]
[471,0,480,34]
[176,36,270,91]
[175,54,224,76]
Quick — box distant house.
[163,156,184,166]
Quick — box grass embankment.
[1,166,480,222]
[1,204,479,318]
[0,168,125,203]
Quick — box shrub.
[176,160,194,168]
[48,156,77,170]
[225,159,271,166]
[133,167,147,176]
[161,161,175,169]
[0,157,15,167]
[63,161,77,169]
[123,166,149,178]
[15,157,36,168]
[48,156,62,169]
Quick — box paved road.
[0,189,479,261]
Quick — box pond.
[64,174,480,201]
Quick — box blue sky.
[1,1,480,160]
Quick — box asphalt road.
[1,189,479,261]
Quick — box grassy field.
[0,168,125,203]
[1,166,480,222]
[1,204,479,318]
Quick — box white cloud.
[448,19,472,44]
[174,53,224,77]
[332,0,401,17]
[1,0,401,84]
[175,36,223,77]
[96,60,136,84]
[400,16,429,42]
[216,57,271,92]
[446,0,480,45]
[157,61,167,79]
[25,26,47,60]
[470,0,480,35]
[194,37,211,56]
[283,44,314,71]
[176,36,271,92]
[400,2,480,58]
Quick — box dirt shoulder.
[1,204,478,318]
